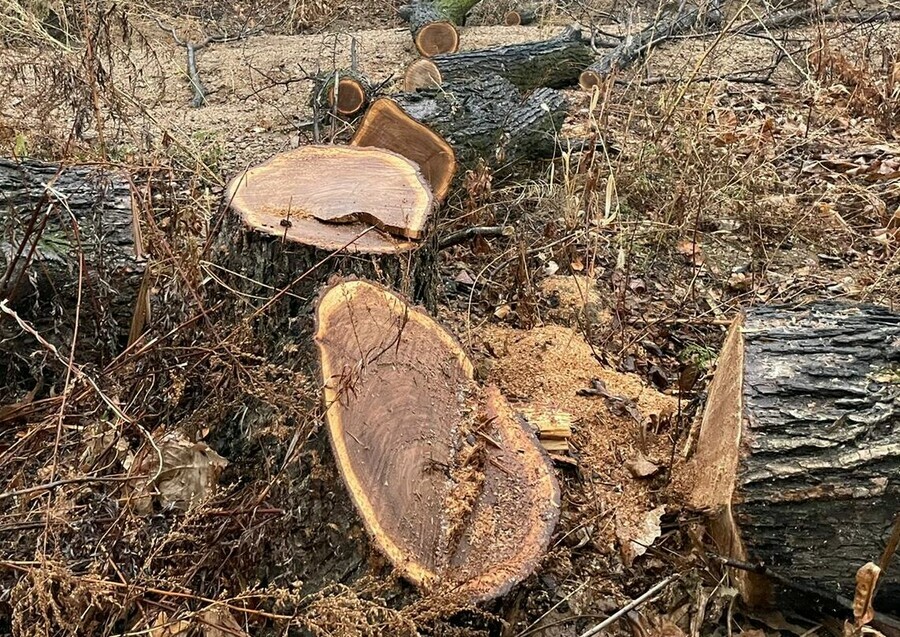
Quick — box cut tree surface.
[404,26,594,92]
[688,303,900,614]
[225,145,433,251]
[505,8,536,26]
[311,71,371,117]
[400,0,483,56]
[352,98,456,202]
[315,279,560,601]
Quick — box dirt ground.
[1,1,899,636]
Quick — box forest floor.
[0,1,899,636]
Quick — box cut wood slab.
[688,302,900,616]
[400,0,483,56]
[351,98,456,203]
[225,145,433,251]
[311,70,371,117]
[315,279,560,601]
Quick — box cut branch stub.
[225,145,433,253]
[688,303,900,615]
[312,71,371,117]
[352,98,456,203]
[315,279,560,601]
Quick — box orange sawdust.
[473,322,680,563]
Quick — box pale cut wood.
[225,145,433,252]
[352,98,456,203]
[315,279,560,602]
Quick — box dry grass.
[1,0,899,635]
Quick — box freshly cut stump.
[226,145,433,246]
[352,98,456,203]
[689,302,900,616]
[400,0,483,56]
[311,71,371,117]
[315,279,560,601]
[505,8,536,25]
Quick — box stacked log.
[398,0,483,56]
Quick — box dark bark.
[0,159,145,401]
[393,74,569,169]
[731,303,900,614]
[413,26,594,91]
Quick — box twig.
[439,225,514,250]
[187,42,207,107]
[578,573,682,637]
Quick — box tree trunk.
[404,26,593,92]
[390,74,568,169]
[0,158,146,401]
[689,302,900,617]
[401,0,483,56]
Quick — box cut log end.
[225,145,433,253]
[315,279,559,602]
[415,21,460,56]
[504,9,536,25]
[579,69,603,91]
[404,58,443,91]
[326,77,368,116]
[352,98,456,202]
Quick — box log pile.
[315,279,559,601]
[688,303,900,616]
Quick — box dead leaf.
[617,505,665,566]
[853,562,880,627]
[626,453,660,479]
[149,613,191,637]
[676,240,704,267]
[128,433,228,513]
[198,608,249,637]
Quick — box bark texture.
[393,74,569,168]
[406,26,594,91]
[692,302,900,616]
[737,303,900,613]
[0,158,145,400]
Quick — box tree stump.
[310,70,371,118]
[209,144,441,350]
[688,302,900,616]
[315,279,560,601]
[404,26,594,92]
[0,158,146,401]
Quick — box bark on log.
[400,0,483,56]
[0,158,146,400]
[404,26,594,92]
[357,75,568,173]
[689,302,900,616]
[580,5,717,89]
[315,278,560,602]
[311,70,372,118]
[505,8,536,26]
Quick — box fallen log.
[0,158,146,401]
[505,8,536,26]
[355,75,568,173]
[399,0,482,56]
[688,302,900,616]
[404,26,594,92]
[311,70,371,118]
[314,278,559,601]
[579,5,715,89]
